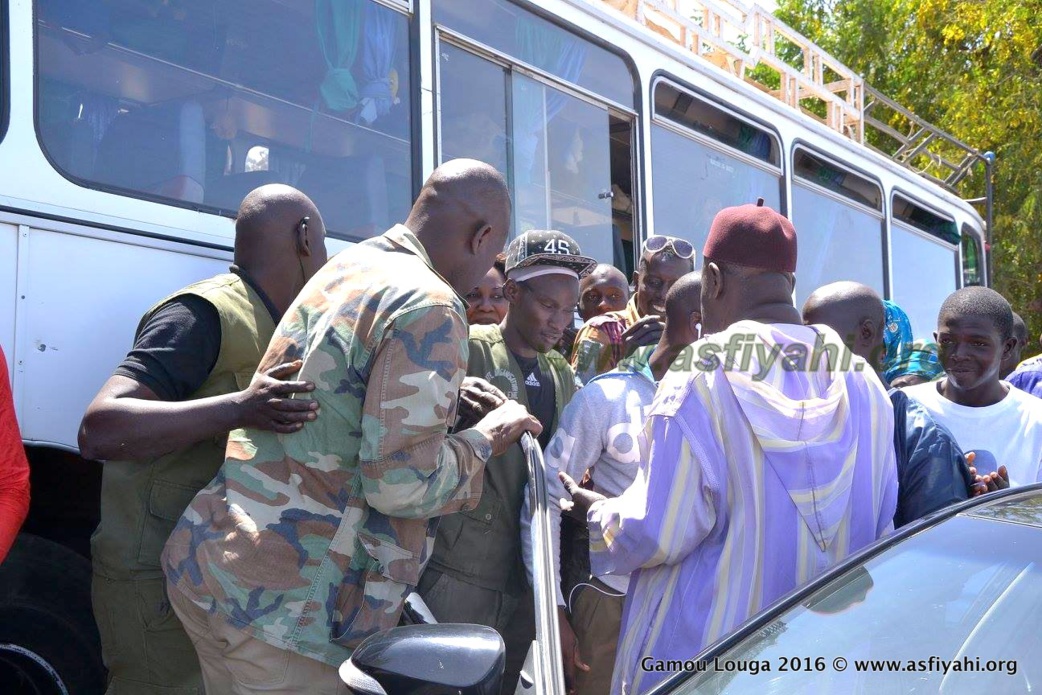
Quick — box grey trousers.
[417,568,535,695]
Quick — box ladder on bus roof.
[596,0,993,213]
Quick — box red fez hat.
[702,198,797,273]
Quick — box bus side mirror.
[339,623,505,695]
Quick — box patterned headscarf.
[882,300,914,383]
[898,341,945,381]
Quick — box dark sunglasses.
[642,235,695,259]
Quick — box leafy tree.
[775,0,1042,344]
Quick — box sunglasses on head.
[642,235,695,260]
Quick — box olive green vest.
[91,273,277,580]
[428,324,578,593]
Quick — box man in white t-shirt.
[905,287,1042,487]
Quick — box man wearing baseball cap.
[419,230,596,694]
[562,200,898,694]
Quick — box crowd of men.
[62,158,1042,695]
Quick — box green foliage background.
[774,0,1042,348]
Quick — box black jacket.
[891,388,975,527]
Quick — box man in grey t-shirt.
[521,273,701,694]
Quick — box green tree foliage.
[775,0,1042,344]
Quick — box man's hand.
[558,606,589,693]
[558,325,579,357]
[236,360,318,433]
[456,377,508,430]
[559,471,607,518]
[622,315,664,357]
[971,462,1010,496]
[473,400,542,456]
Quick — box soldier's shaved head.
[664,272,701,329]
[647,272,703,380]
[803,281,885,365]
[407,159,512,296]
[233,184,328,315]
[235,184,321,264]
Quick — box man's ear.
[704,262,724,300]
[503,278,522,305]
[689,311,703,340]
[858,318,875,344]
[1001,335,1018,361]
[630,270,640,288]
[296,218,312,257]
[469,223,493,255]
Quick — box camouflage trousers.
[91,573,202,694]
[418,568,535,695]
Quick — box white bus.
[0,0,990,691]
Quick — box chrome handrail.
[521,432,567,695]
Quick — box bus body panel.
[7,217,230,449]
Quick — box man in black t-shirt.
[78,184,327,694]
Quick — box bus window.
[654,82,780,166]
[791,149,884,310]
[511,73,614,263]
[435,0,634,110]
[652,81,782,258]
[961,225,984,287]
[35,0,413,240]
[438,44,510,178]
[890,194,959,338]
[437,10,637,273]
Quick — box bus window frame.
[789,140,887,297]
[434,0,641,113]
[435,28,638,120]
[960,222,985,287]
[433,27,642,250]
[650,72,786,216]
[890,188,960,295]
[0,0,9,143]
[432,0,644,262]
[31,0,418,242]
[891,189,960,244]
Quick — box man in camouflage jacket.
[162,160,541,693]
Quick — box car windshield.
[667,497,1042,694]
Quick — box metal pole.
[984,151,995,287]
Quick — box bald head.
[407,159,512,295]
[409,160,510,234]
[802,281,885,364]
[578,264,629,321]
[645,271,703,381]
[229,184,328,316]
[235,184,323,265]
[666,270,700,331]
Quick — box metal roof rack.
[597,0,993,214]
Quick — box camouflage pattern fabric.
[162,225,493,667]
[570,297,641,385]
